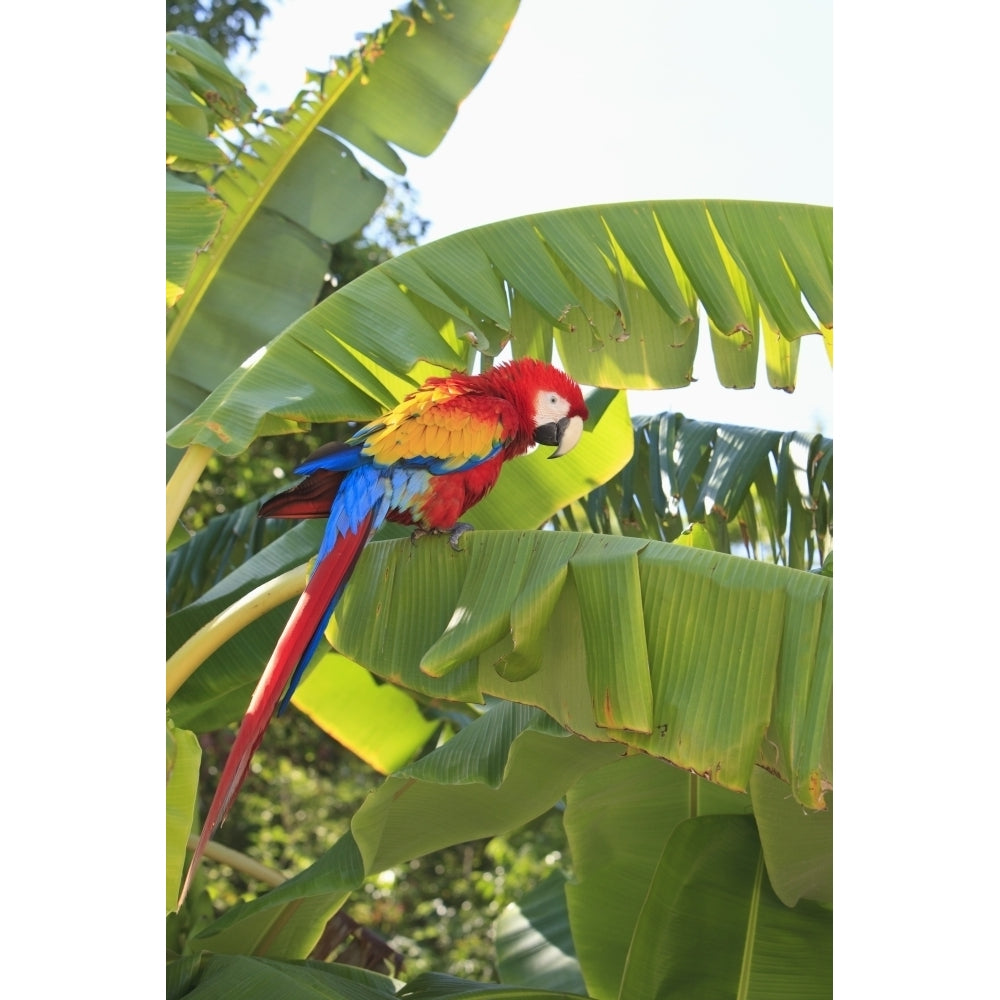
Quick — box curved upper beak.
[533,415,585,458]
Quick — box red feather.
[258,469,346,520]
[178,508,375,905]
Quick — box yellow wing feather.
[358,382,513,469]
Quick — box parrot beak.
[534,415,585,458]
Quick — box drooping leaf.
[566,538,653,732]
[333,532,832,808]
[168,201,832,459]
[171,528,830,815]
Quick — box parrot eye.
[534,388,571,427]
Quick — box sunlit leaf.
[166,720,201,913]
[168,201,832,458]
[292,651,439,774]
[332,532,832,807]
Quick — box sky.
[239,0,834,434]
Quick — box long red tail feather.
[177,509,375,906]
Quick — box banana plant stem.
[166,563,309,701]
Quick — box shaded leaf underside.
[331,531,831,811]
[168,200,833,458]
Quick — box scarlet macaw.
[179,357,588,903]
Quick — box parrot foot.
[447,522,475,551]
[410,522,475,551]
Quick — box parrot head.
[523,363,589,458]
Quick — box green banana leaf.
[614,815,831,998]
[167,200,832,460]
[166,1,521,445]
[494,756,831,996]
[750,768,833,907]
[330,532,831,810]
[563,754,747,997]
[172,706,830,997]
[562,411,833,569]
[170,529,831,809]
[563,755,831,998]
[166,951,402,999]
[494,871,587,994]
[166,32,254,143]
[166,172,226,309]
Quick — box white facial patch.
[533,389,572,426]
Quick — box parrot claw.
[410,522,475,551]
[448,522,475,551]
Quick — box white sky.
[240,0,834,435]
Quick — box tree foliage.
[166,0,272,58]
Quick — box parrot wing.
[349,385,519,474]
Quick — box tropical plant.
[166,3,832,997]
[167,0,272,57]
